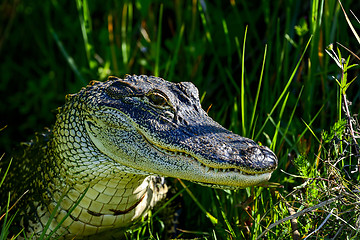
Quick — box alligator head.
[70,75,277,189]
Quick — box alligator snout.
[186,129,278,174]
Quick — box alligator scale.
[1,75,277,239]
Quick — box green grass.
[1,0,360,239]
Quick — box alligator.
[0,75,277,239]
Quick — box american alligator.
[1,75,277,239]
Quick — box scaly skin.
[1,75,277,239]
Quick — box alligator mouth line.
[137,129,261,177]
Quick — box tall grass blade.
[49,27,86,85]
[271,92,290,150]
[0,155,11,188]
[39,187,89,239]
[0,190,28,223]
[254,36,312,141]
[0,193,11,240]
[75,0,97,70]
[250,45,267,138]
[0,156,28,240]
[121,3,133,71]
[214,190,236,238]
[292,105,325,153]
[338,0,360,45]
[279,86,304,153]
[301,119,321,146]
[241,26,248,137]
[154,4,163,77]
[178,179,218,225]
[197,0,225,81]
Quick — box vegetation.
[1,0,360,239]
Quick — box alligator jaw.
[136,127,275,189]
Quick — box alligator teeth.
[200,164,251,175]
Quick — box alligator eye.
[147,91,168,107]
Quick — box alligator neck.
[28,106,166,238]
